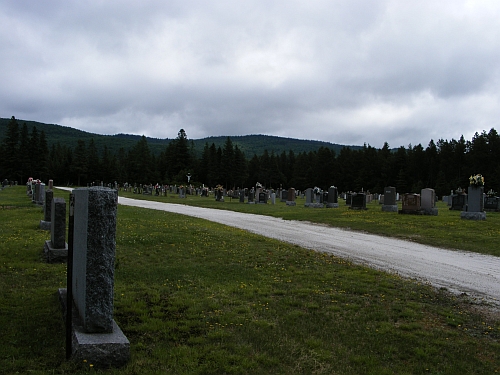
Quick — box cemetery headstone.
[286,188,296,206]
[399,193,421,214]
[450,192,467,211]
[349,193,367,210]
[484,195,499,211]
[326,186,339,208]
[248,189,255,204]
[239,190,245,203]
[258,192,267,204]
[461,180,486,220]
[40,189,54,230]
[420,188,438,215]
[44,197,68,263]
[61,187,129,367]
[346,193,353,206]
[280,190,288,202]
[381,186,398,212]
[271,192,276,204]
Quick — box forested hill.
[0,117,359,157]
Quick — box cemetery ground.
[0,187,499,374]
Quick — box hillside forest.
[1,116,499,197]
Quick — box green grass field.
[1,186,499,374]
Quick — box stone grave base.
[421,208,438,216]
[286,201,296,206]
[40,220,51,231]
[304,203,324,208]
[58,289,130,368]
[398,209,422,215]
[349,206,367,210]
[381,205,398,212]
[460,211,486,220]
[326,203,339,208]
[44,240,68,263]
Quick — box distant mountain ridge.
[0,117,361,156]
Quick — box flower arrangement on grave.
[487,189,497,197]
[255,182,263,189]
[313,186,321,194]
[215,184,223,192]
[469,174,484,186]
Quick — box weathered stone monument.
[248,189,255,204]
[40,189,54,230]
[450,189,467,211]
[326,186,339,208]
[399,193,421,214]
[44,197,68,263]
[286,188,296,206]
[304,188,323,208]
[461,175,486,220]
[349,193,367,210]
[381,186,398,212]
[60,187,129,367]
[420,188,438,215]
[257,191,267,204]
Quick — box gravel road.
[56,188,500,310]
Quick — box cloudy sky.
[1,1,500,149]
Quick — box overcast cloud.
[1,0,500,148]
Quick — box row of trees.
[2,116,499,197]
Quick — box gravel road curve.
[57,188,500,309]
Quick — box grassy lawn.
[0,185,499,374]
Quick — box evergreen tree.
[1,116,20,180]
[38,130,49,181]
[72,140,88,186]
[19,122,31,183]
[87,139,100,183]
[221,137,235,188]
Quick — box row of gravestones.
[35,186,130,368]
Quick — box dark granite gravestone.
[258,192,267,204]
[248,190,254,204]
[484,196,499,211]
[382,186,398,212]
[349,193,367,210]
[40,189,54,230]
[326,186,338,208]
[44,197,68,262]
[461,186,486,220]
[450,193,467,211]
[346,193,353,206]
[286,188,296,206]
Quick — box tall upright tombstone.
[304,188,313,207]
[67,187,129,366]
[326,186,339,208]
[420,188,438,215]
[381,186,398,212]
[44,197,68,263]
[461,185,486,220]
[40,189,54,230]
[286,188,296,206]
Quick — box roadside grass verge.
[118,190,500,257]
[0,186,498,374]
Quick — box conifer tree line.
[1,116,499,197]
